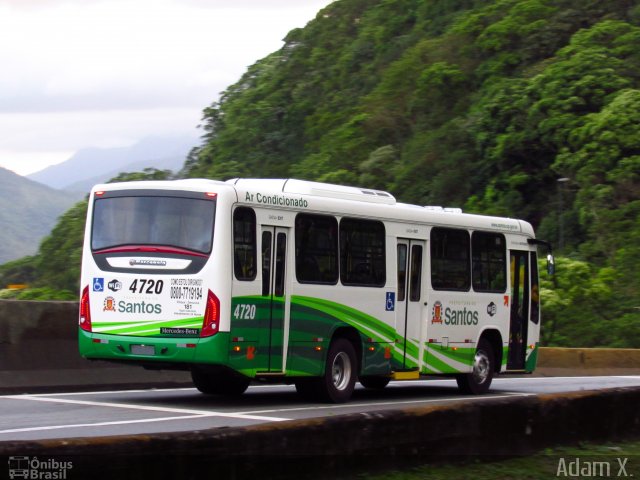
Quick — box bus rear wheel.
[295,338,358,403]
[191,368,250,396]
[456,338,494,395]
[296,338,357,403]
[320,338,357,403]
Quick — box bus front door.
[508,250,530,370]
[260,226,289,372]
[396,239,425,370]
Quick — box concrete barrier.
[536,347,640,377]
[0,300,190,393]
[1,300,639,393]
[1,387,639,479]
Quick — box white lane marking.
[3,384,293,398]
[5,388,197,397]
[1,375,636,435]
[0,415,207,435]
[4,375,636,399]
[239,392,537,416]
[2,395,289,422]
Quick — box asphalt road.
[1,375,639,442]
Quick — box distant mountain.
[28,135,197,193]
[63,154,189,193]
[0,167,82,264]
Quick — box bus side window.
[295,214,338,284]
[340,218,386,287]
[471,232,506,293]
[233,207,257,281]
[431,227,470,291]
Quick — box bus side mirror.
[546,254,555,276]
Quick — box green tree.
[539,257,615,347]
[108,167,173,183]
[0,256,38,288]
[35,201,87,293]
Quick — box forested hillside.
[2,0,638,347]
[0,167,80,264]
[0,169,171,300]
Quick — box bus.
[79,178,552,403]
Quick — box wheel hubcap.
[332,352,352,391]
[472,350,490,385]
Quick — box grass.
[356,439,640,479]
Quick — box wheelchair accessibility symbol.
[93,278,104,292]
[385,292,395,311]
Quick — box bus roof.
[91,178,535,237]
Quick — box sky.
[0,0,334,176]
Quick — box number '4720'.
[234,304,256,320]
[129,279,163,294]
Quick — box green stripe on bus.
[92,317,203,336]
[291,296,419,367]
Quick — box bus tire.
[456,338,494,395]
[359,376,390,389]
[191,368,250,396]
[319,338,357,403]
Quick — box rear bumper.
[78,330,230,366]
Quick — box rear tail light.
[201,290,220,337]
[79,286,92,332]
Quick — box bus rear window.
[91,195,215,254]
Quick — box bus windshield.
[91,195,215,254]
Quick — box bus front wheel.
[456,338,494,395]
[191,368,250,396]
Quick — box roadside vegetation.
[358,438,640,480]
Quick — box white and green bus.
[79,178,551,403]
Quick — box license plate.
[131,344,155,356]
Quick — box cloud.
[0,109,201,150]
[0,0,333,175]
[181,0,330,7]
[0,0,330,113]
[1,0,332,9]
[0,108,202,175]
